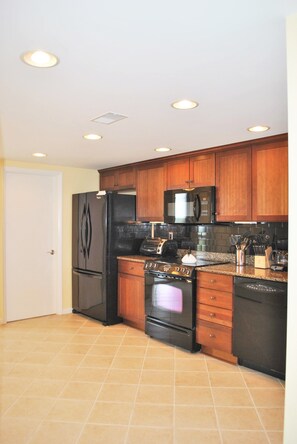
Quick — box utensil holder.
[236,250,245,266]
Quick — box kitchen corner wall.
[0,159,4,322]
[0,160,99,321]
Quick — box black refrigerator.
[72,191,139,324]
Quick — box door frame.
[3,167,63,321]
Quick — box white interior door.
[4,168,62,322]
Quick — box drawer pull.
[209,313,216,318]
[209,333,216,338]
[210,279,216,284]
[210,296,216,300]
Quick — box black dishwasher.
[233,277,287,379]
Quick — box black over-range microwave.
[164,186,216,224]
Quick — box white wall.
[284,13,297,444]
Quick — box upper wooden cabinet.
[100,166,136,191]
[166,153,215,190]
[215,147,252,222]
[136,162,166,221]
[252,139,288,222]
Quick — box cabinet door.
[190,153,215,187]
[117,167,136,189]
[100,166,136,191]
[118,272,145,329]
[252,140,288,221]
[216,147,252,221]
[136,164,166,221]
[166,158,190,189]
[100,170,117,191]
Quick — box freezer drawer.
[72,269,106,321]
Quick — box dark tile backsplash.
[120,221,288,255]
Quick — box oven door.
[145,272,195,329]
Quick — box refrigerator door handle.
[80,203,87,258]
[86,203,92,258]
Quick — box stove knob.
[176,267,180,272]
[153,263,157,269]
[181,267,185,273]
[186,269,190,275]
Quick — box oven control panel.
[144,260,195,278]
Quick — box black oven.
[144,260,199,352]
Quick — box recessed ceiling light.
[171,99,198,110]
[21,50,59,68]
[247,125,270,133]
[32,152,47,158]
[83,133,103,141]
[154,147,172,152]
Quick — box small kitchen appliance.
[139,237,178,257]
[270,250,288,271]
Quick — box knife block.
[254,247,272,269]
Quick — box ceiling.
[1,0,297,170]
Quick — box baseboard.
[62,308,73,315]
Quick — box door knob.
[47,249,55,255]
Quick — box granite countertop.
[117,255,156,263]
[117,255,288,282]
[196,263,288,283]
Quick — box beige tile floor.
[0,314,285,444]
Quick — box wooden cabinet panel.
[118,259,145,330]
[118,260,144,277]
[100,170,117,190]
[136,163,166,221]
[196,319,232,354]
[252,140,288,221]
[198,272,233,293]
[166,158,190,189]
[197,303,232,327]
[197,287,232,310]
[196,271,234,360]
[100,166,136,191]
[190,153,215,187]
[216,147,252,221]
[166,153,215,190]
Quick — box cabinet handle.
[210,296,216,300]
[209,333,216,338]
[210,279,216,284]
[209,313,216,318]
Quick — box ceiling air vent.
[92,112,127,125]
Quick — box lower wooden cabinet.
[118,260,145,330]
[196,271,236,363]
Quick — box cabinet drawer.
[118,260,144,277]
[197,287,232,310]
[196,319,232,353]
[197,303,232,327]
[198,272,233,292]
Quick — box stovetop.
[144,257,229,278]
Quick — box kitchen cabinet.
[196,271,236,363]
[100,166,136,191]
[252,138,288,221]
[215,147,252,222]
[166,153,215,190]
[118,260,145,330]
[136,162,166,221]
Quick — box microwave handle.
[193,194,201,221]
